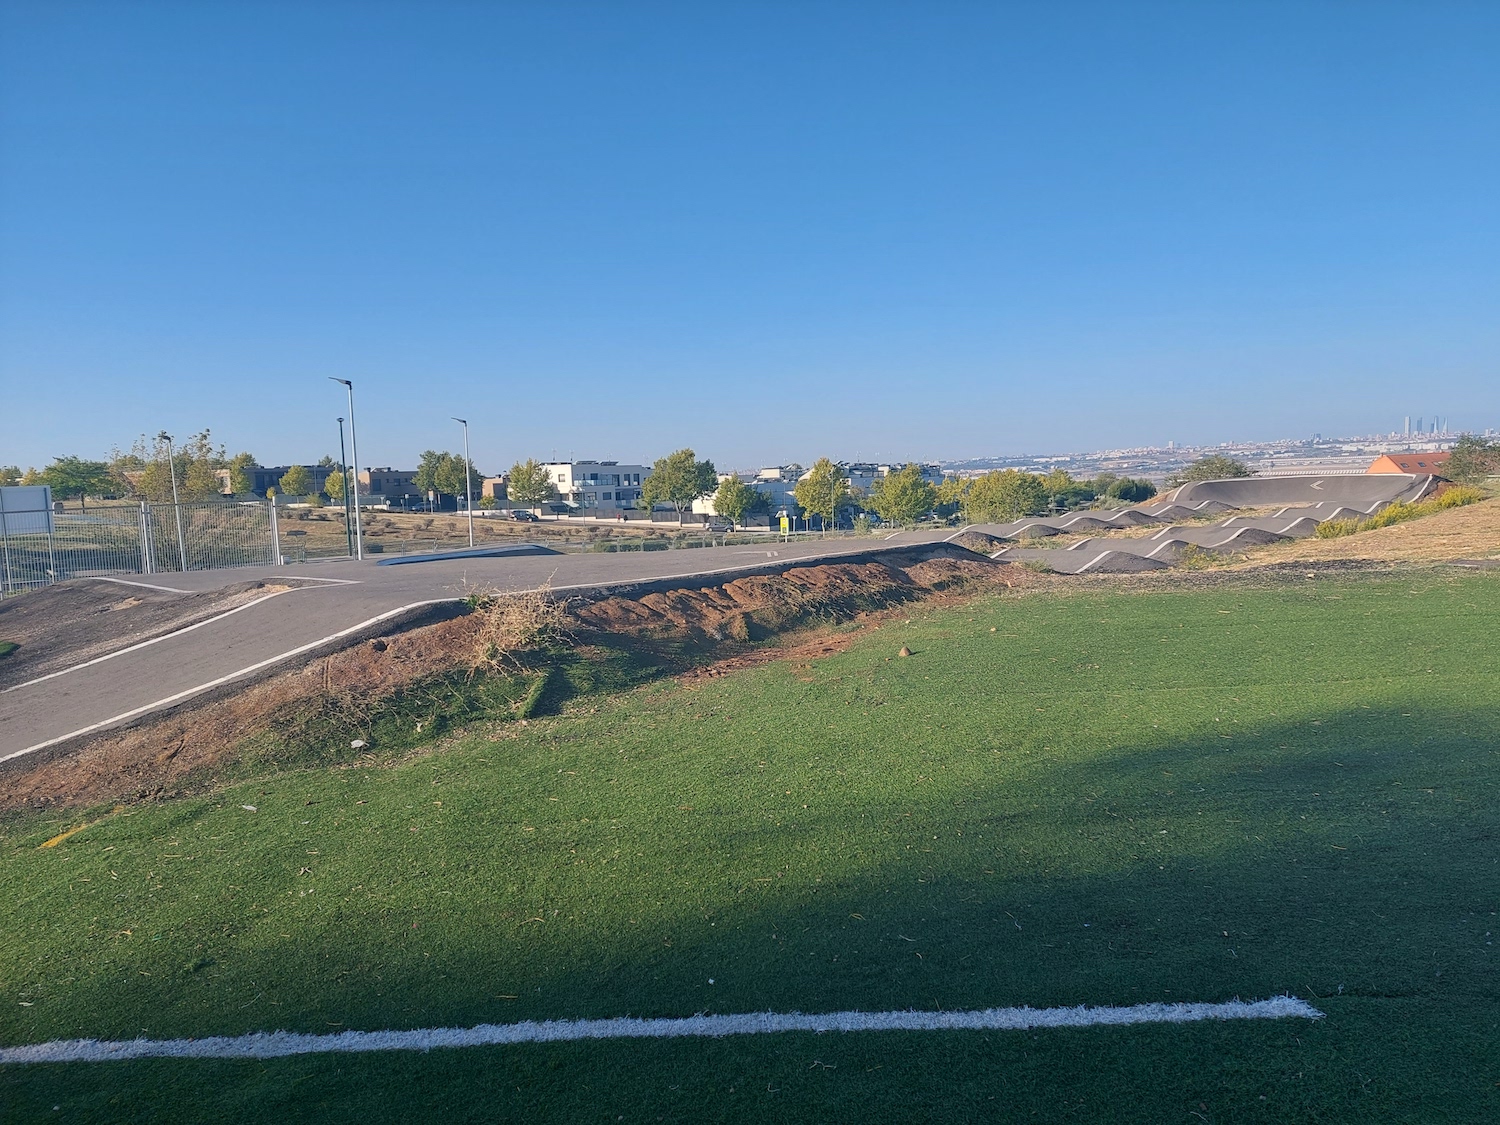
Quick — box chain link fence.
[1,501,295,593]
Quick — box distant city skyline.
[3,2,1497,470]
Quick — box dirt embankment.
[1227,497,1500,566]
[2,548,1017,813]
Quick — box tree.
[437,454,482,501]
[278,465,313,499]
[413,451,481,505]
[866,463,936,525]
[324,469,346,506]
[962,469,1049,522]
[39,457,114,503]
[125,430,227,501]
[793,458,854,530]
[413,450,448,502]
[507,459,558,509]
[640,448,717,524]
[19,467,44,485]
[1042,469,1074,509]
[1104,476,1158,503]
[478,494,498,510]
[227,452,257,495]
[317,455,336,468]
[0,466,21,487]
[712,475,757,527]
[1167,455,1253,486]
[934,475,969,517]
[1445,433,1500,485]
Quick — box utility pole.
[337,417,353,557]
[330,379,364,559]
[453,416,474,547]
[158,431,188,572]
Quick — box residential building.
[542,461,650,510]
[1367,452,1451,475]
[481,475,508,501]
[216,465,335,498]
[358,467,422,503]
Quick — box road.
[0,531,955,766]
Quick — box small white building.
[542,461,650,510]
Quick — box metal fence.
[1,501,287,592]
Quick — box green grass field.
[3,570,1498,1123]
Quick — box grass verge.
[1315,486,1486,539]
[2,570,1498,1122]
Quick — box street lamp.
[157,431,189,572]
[329,379,364,560]
[452,416,474,547]
[337,417,353,557]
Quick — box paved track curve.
[0,531,954,765]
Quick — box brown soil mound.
[573,551,1003,640]
[952,531,1005,553]
[4,547,1012,813]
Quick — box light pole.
[157,431,189,572]
[329,379,364,560]
[337,417,353,558]
[452,416,474,547]
[828,461,840,538]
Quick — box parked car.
[509,509,538,522]
[706,520,733,533]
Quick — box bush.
[465,580,571,673]
[1315,487,1484,538]
[1167,455,1253,487]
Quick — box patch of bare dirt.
[1225,497,1500,566]
[572,550,1009,640]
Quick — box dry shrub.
[466,579,571,673]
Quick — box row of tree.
[0,432,261,505]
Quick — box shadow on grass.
[5,705,1494,1122]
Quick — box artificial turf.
[2,569,1498,1123]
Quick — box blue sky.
[2,1,1497,473]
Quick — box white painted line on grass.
[0,997,1322,1064]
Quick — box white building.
[542,461,650,511]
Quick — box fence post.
[268,501,282,565]
[139,503,154,574]
[172,501,188,572]
[1,509,12,594]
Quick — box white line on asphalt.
[0,997,1323,1064]
[82,577,193,594]
[0,599,455,766]
[2,590,302,695]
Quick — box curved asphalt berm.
[0,530,957,765]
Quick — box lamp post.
[452,416,474,547]
[337,417,353,557]
[329,379,364,560]
[157,431,189,572]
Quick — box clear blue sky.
[2,0,1497,473]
